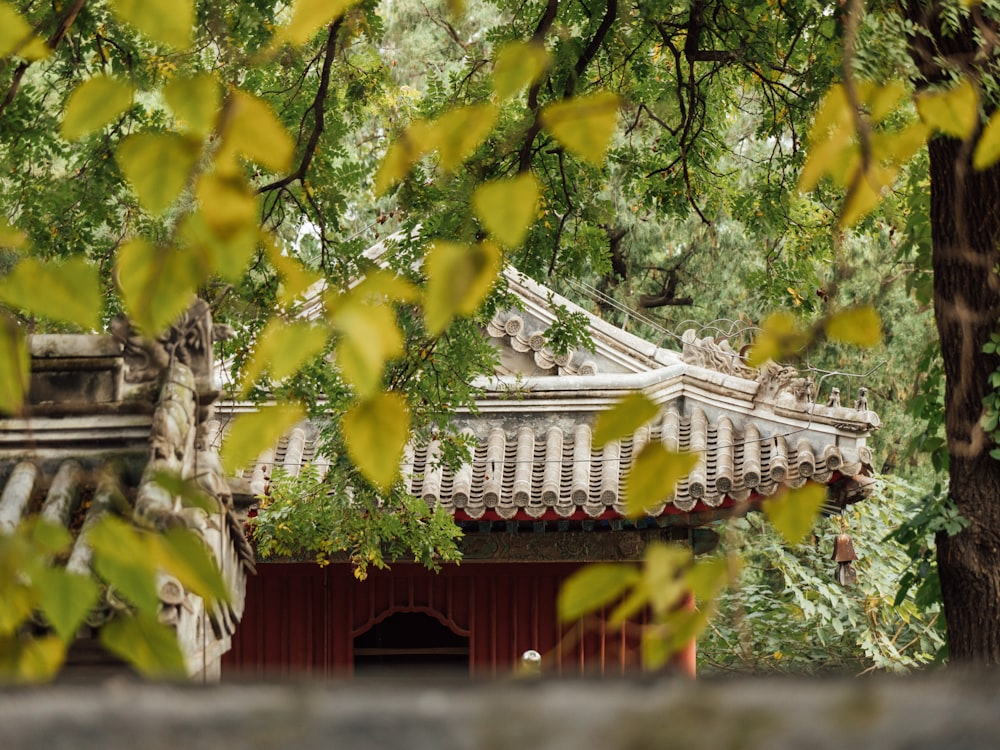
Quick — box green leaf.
[0,257,101,329]
[685,555,735,602]
[99,612,187,678]
[116,238,205,335]
[0,313,29,415]
[541,91,620,165]
[429,104,498,172]
[220,402,307,473]
[917,78,978,140]
[155,528,230,605]
[746,311,811,367]
[164,74,221,136]
[624,445,698,517]
[342,392,411,490]
[28,518,72,556]
[492,41,550,100]
[89,517,160,613]
[34,568,100,641]
[61,76,133,141]
[592,393,660,448]
[472,173,539,248]
[331,300,404,398]
[0,3,50,60]
[974,110,1000,170]
[150,470,217,513]
[217,91,294,174]
[0,582,34,636]
[241,318,330,393]
[273,0,359,46]
[825,306,882,347]
[558,563,640,622]
[116,132,200,215]
[424,240,502,335]
[109,0,193,50]
[763,482,828,546]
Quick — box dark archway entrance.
[353,611,470,675]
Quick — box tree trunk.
[928,133,1000,663]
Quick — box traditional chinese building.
[222,268,879,679]
[0,302,253,680]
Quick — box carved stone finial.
[115,299,216,391]
[854,387,869,411]
[827,387,841,408]
[681,329,754,378]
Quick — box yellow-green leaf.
[643,542,691,616]
[860,79,907,124]
[164,73,221,136]
[116,132,200,215]
[798,135,852,194]
[0,3,50,60]
[99,612,187,678]
[642,607,707,670]
[196,173,259,238]
[763,482,827,546]
[840,163,899,228]
[0,217,27,250]
[541,91,620,165]
[155,528,230,605]
[61,76,132,141]
[264,234,323,308]
[89,516,161,612]
[220,402,307,473]
[592,393,660,448]
[218,90,294,173]
[825,306,882,347]
[109,0,193,50]
[558,563,640,623]
[0,257,101,329]
[28,518,72,555]
[974,110,1000,170]
[916,78,978,140]
[492,41,550,100]
[0,635,65,683]
[116,239,205,335]
[241,318,330,393]
[746,311,811,367]
[806,84,851,146]
[342,392,410,490]
[424,240,502,335]
[872,122,930,167]
[273,0,359,46]
[331,301,403,397]
[0,313,28,415]
[472,173,540,247]
[178,211,257,283]
[685,555,736,602]
[350,270,420,305]
[430,104,499,172]
[373,120,434,195]
[34,569,99,641]
[624,445,699,517]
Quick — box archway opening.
[353,611,469,675]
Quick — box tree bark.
[928,133,1000,663]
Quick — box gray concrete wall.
[3,674,1000,749]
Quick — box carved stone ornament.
[680,330,755,379]
[754,360,812,404]
[114,299,227,387]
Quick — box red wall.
[224,562,646,679]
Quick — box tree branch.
[257,19,342,195]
